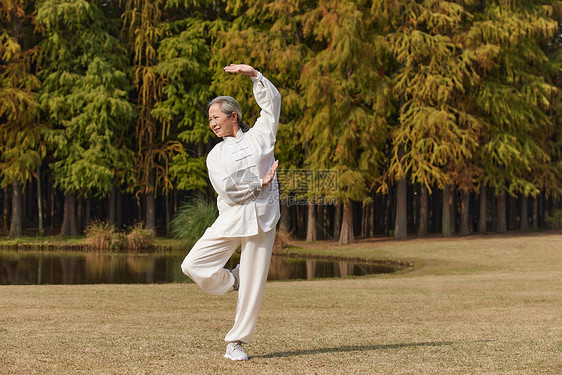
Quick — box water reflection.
[0,251,399,285]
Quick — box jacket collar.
[223,128,244,144]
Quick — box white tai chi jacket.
[206,72,281,237]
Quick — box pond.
[0,251,402,285]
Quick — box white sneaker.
[231,264,240,292]
[224,341,248,361]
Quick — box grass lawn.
[0,233,560,374]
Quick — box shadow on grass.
[254,341,456,359]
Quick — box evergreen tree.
[156,3,227,194]
[153,3,225,233]
[0,0,43,237]
[298,0,390,244]
[385,0,482,238]
[467,1,560,231]
[37,0,135,235]
[121,0,183,229]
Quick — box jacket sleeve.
[207,150,263,206]
[249,72,282,147]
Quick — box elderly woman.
[181,64,281,361]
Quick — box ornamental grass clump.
[84,220,124,250]
[125,223,155,251]
[170,197,218,247]
[273,229,292,253]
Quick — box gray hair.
[208,96,250,132]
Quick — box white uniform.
[181,72,281,344]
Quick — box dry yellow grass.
[0,233,560,374]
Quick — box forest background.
[1,0,561,244]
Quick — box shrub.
[545,209,562,231]
[85,220,124,250]
[125,223,155,251]
[170,197,218,246]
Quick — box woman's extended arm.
[223,64,281,145]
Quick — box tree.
[298,0,390,244]
[121,0,184,230]
[0,0,43,237]
[385,0,482,238]
[37,0,135,235]
[468,1,560,231]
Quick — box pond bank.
[0,236,188,253]
[0,235,414,269]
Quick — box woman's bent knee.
[181,257,194,279]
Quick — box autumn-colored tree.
[467,1,560,232]
[0,0,43,237]
[296,0,390,244]
[385,0,482,238]
[120,0,183,229]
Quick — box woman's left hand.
[224,64,258,78]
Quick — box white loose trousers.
[181,224,275,344]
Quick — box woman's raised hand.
[262,160,279,188]
[224,64,258,78]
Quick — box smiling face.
[208,103,240,138]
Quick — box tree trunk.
[496,191,507,233]
[10,181,23,237]
[279,200,290,233]
[50,185,55,230]
[116,191,123,228]
[76,197,83,232]
[146,191,155,229]
[369,201,375,237]
[334,203,342,240]
[85,198,91,228]
[478,184,487,234]
[60,192,78,236]
[386,189,393,235]
[374,193,384,235]
[532,195,539,229]
[108,186,117,225]
[394,178,407,239]
[361,202,368,237]
[418,184,429,235]
[520,195,529,231]
[136,196,143,224]
[165,192,170,237]
[407,183,415,232]
[449,186,456,234]
[36,166,44,233]
[317,204,325,240]
[25,178,31,227]
[339,201,354,245]
[306,202,317,242]
[431,188,442,233]
[3,186,9,232]
[145,169,156,229]
[442,185,451,237]
[459,190,470,236]
[508,194,518,230]
[538,193,544,228]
